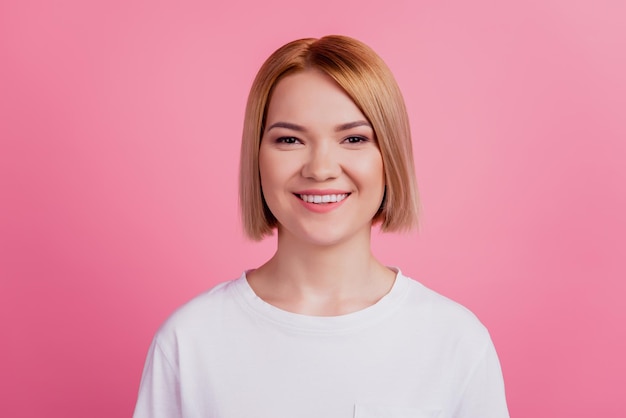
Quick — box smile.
[297,193,349,204]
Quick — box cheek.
[258,150,295,195]
[258,147,277,184]
[258,166,275,200]
[354,153,385,187]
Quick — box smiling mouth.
[297,193,350,204]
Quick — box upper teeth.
[299,194,348,204]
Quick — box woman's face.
[258,69,385,247]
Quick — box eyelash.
[344,136,368,144]
[275,136,369,144]
[276,136,300,144]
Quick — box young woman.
[134,35,509,418]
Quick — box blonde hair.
[239,35,419,240]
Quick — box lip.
[294,189,351,195]
[293,189,351,214]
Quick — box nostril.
[301,157,341,181]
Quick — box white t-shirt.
[133,270,509,418]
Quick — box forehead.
[265,69,367,127]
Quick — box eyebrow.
[266,122,306,132]
[335,120,372,132]
[266,120,372,133]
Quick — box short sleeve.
[133,338,181,418]
[452,339,509,418]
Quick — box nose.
[301,143,341,181]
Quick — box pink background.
[1,0,624,416]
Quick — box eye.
[343,136,368,144]
[276,136,301,144]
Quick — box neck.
[275,228,375,291]
[247,227,395,315]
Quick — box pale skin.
[246,69,396,317]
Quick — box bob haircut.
[239,35,419,241]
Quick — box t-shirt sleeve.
[133,337,181,418]
[452,338,510,418]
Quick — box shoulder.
[398,272,493,348]
[152,275,246,345]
